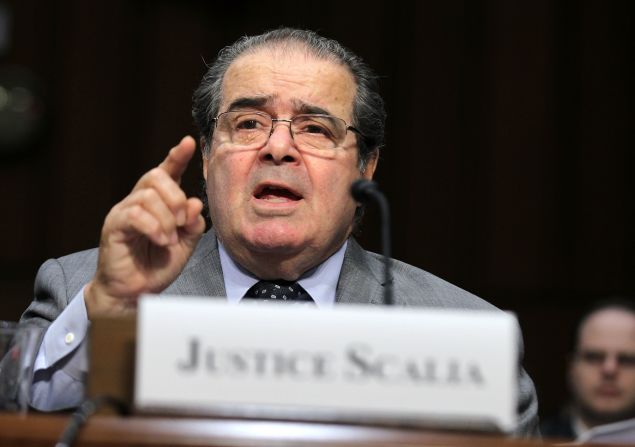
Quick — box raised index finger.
[158,135,197,183]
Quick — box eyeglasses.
[576,349,635,367]
[211,110,362,151]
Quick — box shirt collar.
[571,411,590,438]
[218,239,347,308]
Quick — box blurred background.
[0,0,632,421]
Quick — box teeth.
[255,185,301,201]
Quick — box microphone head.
[351,179,378,202]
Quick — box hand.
[84,136,206,318]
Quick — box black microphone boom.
[350,179,393,306]
[350,179,379,202]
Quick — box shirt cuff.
[34,286,89,371]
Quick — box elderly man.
[21,28,538,436]
[542,300,635,440]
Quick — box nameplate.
[135,297,517,432]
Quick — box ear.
[361,150,378,180]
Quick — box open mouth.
[254,184,303,202]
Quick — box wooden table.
[0,413,556,447]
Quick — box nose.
[601,355,620,377]
[259,120,299,165]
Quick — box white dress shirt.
[219,240,346,308]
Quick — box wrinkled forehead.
[220,46,357,121]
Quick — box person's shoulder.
[36,247,99,275]
[361,248,497,311]
[50,247,100,278]
[35,248,100,291]
[55,247,100,266]
[540,410,576,440]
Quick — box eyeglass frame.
[574,349,635,368]
[210,110,365,149]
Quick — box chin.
[242,223,309,254]
[581,401,635,425]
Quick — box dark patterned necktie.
[243,280,313,302]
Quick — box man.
[541,300,635,440]
[20,28,538,435]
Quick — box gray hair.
[192,28,386,171]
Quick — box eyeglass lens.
[215,111,347,150]
[577,349,635,367]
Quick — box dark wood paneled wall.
[0,0,633,419]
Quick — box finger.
[133,168,188,226]
[179,198,205,246]
[183,198,205,233]
[110,203,169,247]
[158,136,197,183]
[124,189,182,244]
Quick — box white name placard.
[135,297,518,433]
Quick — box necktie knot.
[244,280,313,302]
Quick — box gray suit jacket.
[21,229,539,436]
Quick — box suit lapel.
[164,229,227,298]
[336,238,385,305]
[166,232,384,304]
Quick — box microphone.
[350,179,379,203]
[351,179,393,306]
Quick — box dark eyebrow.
[225,96,272,112]
[224,97,336,118]
[295,102,332,117]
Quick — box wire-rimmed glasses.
[211,110,362,151]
